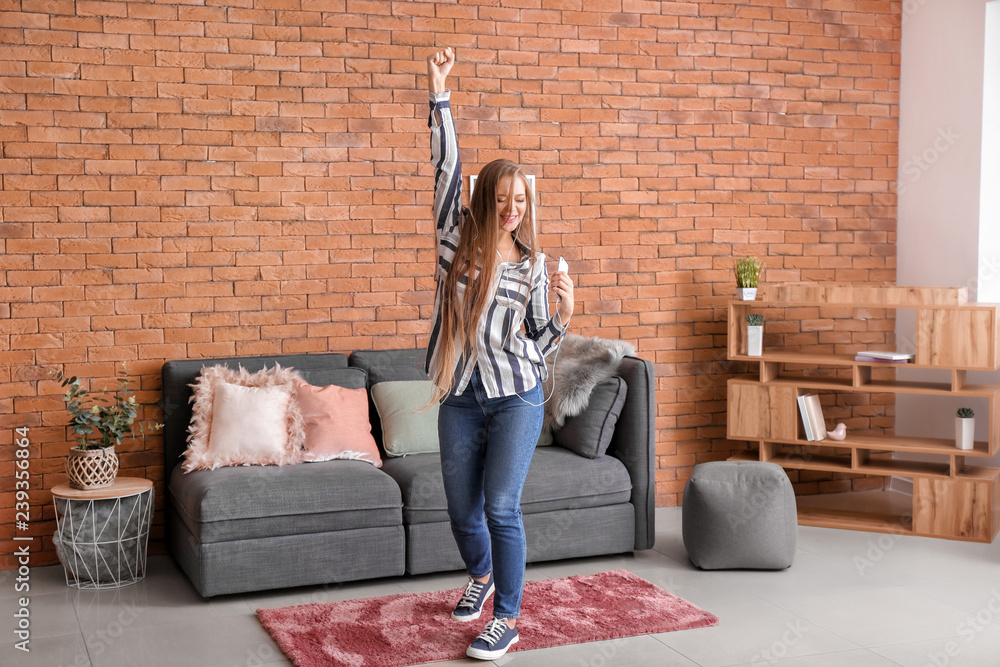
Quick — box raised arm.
[427,48,462,241]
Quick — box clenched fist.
[427,47,455,95]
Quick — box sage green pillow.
[371,381,439,457]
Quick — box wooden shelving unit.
[726,284,1000,543]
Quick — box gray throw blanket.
[542,334,636,431]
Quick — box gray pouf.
[682,461,797,570]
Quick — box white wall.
[980,2,1000,302]
[897,0,984,292]
[896,0,998,465]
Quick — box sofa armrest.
[607,355,656,550]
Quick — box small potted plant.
[746,313,765,357]
[735,257,762,300]
[52,363,163,490]
[955,407,975,451]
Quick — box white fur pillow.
[182,364,306,472]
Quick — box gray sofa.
[162,348,655,597]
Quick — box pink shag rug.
[256,569,718,667]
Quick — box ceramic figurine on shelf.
[827,423,847,441]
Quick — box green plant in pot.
[745,313,765,356]
[53,363,163,490]
[735,257,762,301]
[955,407,975,451]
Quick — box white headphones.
[491,231,567,408]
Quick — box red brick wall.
[0,1,900,568]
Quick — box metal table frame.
[52,478,155,589]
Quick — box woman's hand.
[427,47,455,95]
[552,270,574,327]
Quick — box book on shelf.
[855,350,914,363]
[797,395,814,441]
[855,356,909,363]
[797,393,827,441]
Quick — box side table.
[51,477,155,589]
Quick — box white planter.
[747,325,763,357]
[739,287,758,301]
[955,417,975,450]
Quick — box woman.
[424,47,575,661]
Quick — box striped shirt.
[424,91,566,399]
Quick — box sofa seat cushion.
[169,460,402,544]
[381,446,632,525]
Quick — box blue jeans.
[438,368,543,619]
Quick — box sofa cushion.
[206,382,295,460]
[169,459,402,543]
[381,446,632,525]
[348,349,429,449]
[553,377,627,459]
[294,379,382,467]
[183,364,306,472]
[162,353,351,482]
[372,380,439,457]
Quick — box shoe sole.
[466,633,519,660]
[451,583,495,622]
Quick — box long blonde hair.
[431,159,537,402]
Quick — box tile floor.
[3,498,1000,667]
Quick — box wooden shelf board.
[728,350,997,373]
[733,437,997,480]
[741,300,982,309]
[955,466,1000,481]
[732,283,971,307]
[764,377,854,390]
[797,513,994,542]
[766,284,970,306]
[796,490,913,534]
[796,505,912,535]
[767,452,852,472]
[954,384,1000,395]
[754,435,993,458]
[795,491,997,543]
[729,351,859,366]
[748,376,999,398]
[866,380,1000,397]
[858,459,951,479]
[729,351,912,367]
[845,435,993,457]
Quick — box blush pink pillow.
[294,379,382,468]
[182,364,306,473]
